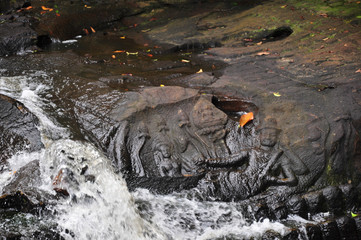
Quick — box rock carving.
[97,87,353,202]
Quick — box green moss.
[285,0,361,18]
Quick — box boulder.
[0,94,43,163]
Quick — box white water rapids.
[0,72,296,239]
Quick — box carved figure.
[199,118,307,200]
[190,98,229,159]
[152,133,182,177]
[129,121,148,176]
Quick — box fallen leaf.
[273,92,281,97]
[141,29,151,33]
[42,6,53,11]
[239,112,254,127]
[319,13,328,17]
[323,37,329,41]
[160,84,165,87]
[351,212,358,217]
[181,59,190,63]
[90,26,96,33]
[126,52,138,56]
[183,174,193,177]
[356,69,361,73]
[83,28,89,35]
[256,51,270,56]
[112,55,116,59]
[257,41,263,45]
[196,69,203,73]
[281,5,287,8]
[144,43,149,47]
[244,38,253,42]
[56,13,60,17]
[344,44,348,47]
[120,36,126,39]
[114,50,125,53]
[149,17,157,21]
[147,54,153,57]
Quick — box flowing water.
[0,35,320,239]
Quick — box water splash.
[41,139,165,240]
[133,188,289,240]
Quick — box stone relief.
[102,91,321,200]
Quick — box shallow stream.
[0,32,323,239]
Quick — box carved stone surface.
[73,85,359,202]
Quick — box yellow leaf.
[160,84,165,87]
[126,52,138,56]
[239,112,254,127]
[113,50,125,53]
[120,36,126,39]
[281,5,287,8]
[351,212,358,217]
[273,92,281,97]
[196,69,203,73]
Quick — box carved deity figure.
[129,121,148,177]
[190,98,229,159]
[152,133,182,177]
[199,118,308,201]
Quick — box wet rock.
[0,0,25,13]
[0,21,37,56]
[303,191,325,214]
[173,72,217,87]
[306,224,323,240]
[286,195,307,219]
[336,216,358,240]
[261,230,283,239]
[0,191,39,214]
[322,186,344,215]
[126,175,205,194]
[282,229,301,240]
[354,216,361,238]
[251,200,272,221]
[0,94,43,163]
[3,160,41,194]
[319,220,341,240]
[339,184,360,210]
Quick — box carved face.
[192,98,227,129]
[260,128,278,147]
[159,144,171,158]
